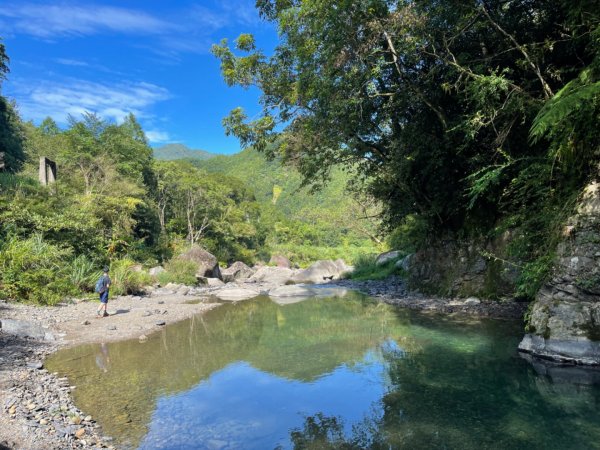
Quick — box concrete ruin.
[39,156,57,185]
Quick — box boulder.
[178,246,222,279]
[221,261,255,283]
[269,254,292,268]
[0,319,53,341]
[248,266,295,285]
[463,297,481,305]
[292,260,345,284]
[375,250,402,266]
[149,266,165,276]
[396,254,414,272]
[197,277,225,287]
[214,287,261,301]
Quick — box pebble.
[139,334,148,342]
[26,361,44,370]
[1,334,112,449]
[155,321,166,326]
[82,320,91,325]
[107,325,117,331]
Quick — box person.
[96,266,111,318]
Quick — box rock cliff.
[519,181,600,365]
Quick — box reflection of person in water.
[95,342,110,373]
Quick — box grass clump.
[109,258,152,295]
[157,258,198,286]
[348,253,403,281]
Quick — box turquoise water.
[46,293,600,449]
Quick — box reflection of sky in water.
[139,346,396,450]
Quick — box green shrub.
[67,254,101,292]
[348,253,403,281]
[109,258,152,295]
[0,234,76,305]
[157,258,198,285]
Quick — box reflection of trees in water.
[285,411,387,450]
[47,293,407,448]
[284,319,600,450]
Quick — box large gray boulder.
[177,246,222,280]
[519,181,600,365]
[375,250,401,266]
[149,266,165,276]
[214,287,261,301]
[221,261,255,283]
[269,254,292,268]
[0,319,54,341]
[248,266,295,285]
[292,260,348,284]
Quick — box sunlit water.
[46,292,600,449]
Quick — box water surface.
[46,293,600,449]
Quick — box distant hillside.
[153,143,216,161]
[192,147,348,216]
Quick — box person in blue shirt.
[96,266,111,318]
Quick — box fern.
[530,69,600,143]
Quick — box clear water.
[45,293,600,450]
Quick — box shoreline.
[0,279,527,449]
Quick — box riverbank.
[0,278,527,449]
[337,276,528,319]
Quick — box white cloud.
[0,1,266,55]
[0,3,173,38]
[145,130,171,144]
[12,78,170,124]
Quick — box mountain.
[153,143,216,161]
[192,147,348,216]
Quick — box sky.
[0,0,278,154]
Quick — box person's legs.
[97,291,109,316]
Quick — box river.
[46,292,600,449]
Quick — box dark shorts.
[100,291,109,304]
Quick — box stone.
[26,361,43,370]
[178,246,222,279]
[177,286,190,296]
[81,320,91,326]
[107,325,117,331]
[75,428,86,439]
[139,334,148,342]
[375,250,401,266]
[39,419,48,425]
[248,266,295,285]
[269,254,292,268]
[463,297,481,305]
[198,277,225,287]
[142,311,152,317]
[84,415,92,422]
[156,321,166,326]
[221,261,256,283]
[149,266,165,276]
[0,319,48,340]
[292,260,345,284]
[214,287,261,301]
[396,254,414,272]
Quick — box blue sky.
[0,0,278,154]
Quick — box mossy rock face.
[406,233,519,299]
[520,180,600,364]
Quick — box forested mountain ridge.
[153,143,216,161]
